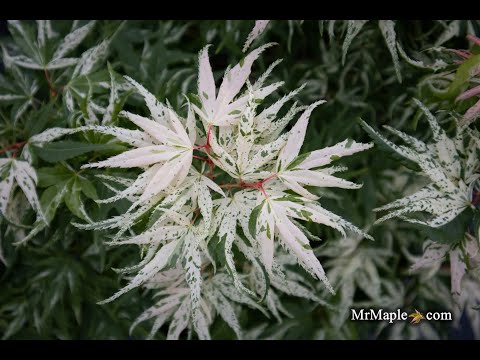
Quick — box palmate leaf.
[318,229,389,327]
[5,21,96,70]
[358,118,421,172]
[243,20,270,53]
[0,159,43,223]
[15,164,101,245]
[246,249,329,325]
[342,21,368,65]
[251,194,373,294]
[378,20,402,83]
[366,100,475,229]
[274,104,372,200]
[80,76,195,203]
[193,42,277,126]
[99,239,180,305]
[0,64,39,121]
[131,269,261,340]
[328,20,403,82]
[408,233,480,305]
[16,181,69,245]
[54,20,376,340]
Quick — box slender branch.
[193,155,209,162]
[190,208,201,225]
[193,124,213,152]
[467,34,480,47]
[219,174,278,198]
[261,173,278,184]
[193,124,215,179]
[472,191,480,206]
[0,141,26,155]
[44,69,57,97]
[220,183,243,189]
[206,158,215,179]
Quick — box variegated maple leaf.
[4,20,96,71]
[71,22,373,340]
[316,228,392,327]
[129,267,265,340]
[243,20,270,53]
[322,20,402,82]
[363,99,479,228]
[410,235,480,305]
[81,76,196,204]
[245,245,331,322]
[193,43,282,127]
[0,158,44,225]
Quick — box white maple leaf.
[129,267,266,340]
[81,76,195,204]
[365,99,479,228]
[317,228,391,326]
[409,235,480,305]
[275,101,373,200]
[193,43,281,127]
[243,20,270,53]
[0,158,44,227]
[0,63,39,120]
[70,21,373,339]
[326,20,402,82]
[250,191,373,294]
[245,245,330,323]
[5,20,96,70]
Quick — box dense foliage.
[1,20,480,340]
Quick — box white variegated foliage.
[243,20,270,53]
[368,99,479,228]
[454,275,480,339]
[247,246,330,322]
[80,75,195,203]
[0,191,29,264]
[323,20,403,82]
[4,21,96,70]
[130,267,264,340]
[0,158,43,225]
[316,229,393,327]
[73,24,372,339]
[410,235,480,305]
[0,63,39,120]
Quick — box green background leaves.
[1,20,480,340]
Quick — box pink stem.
[472,191,480,206]
[447,48,472,59]
[0,141,26,155]
[462,98,480,125]
[457,85,480,102]
[467,34,480,47]
[193,155,209,162]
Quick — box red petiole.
[472,191,480,206]
[0,141,26,157]
[193,124,215,178]
[220,174,278,198]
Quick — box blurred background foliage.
[1,19,479,340]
